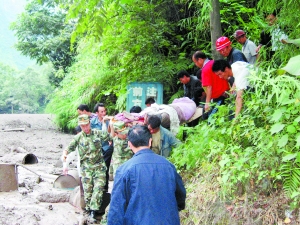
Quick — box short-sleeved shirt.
[227,48,248,65]
[231,61,252,90]
[202,60,230,99]
[242,39,257,65]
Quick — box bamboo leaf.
[282,153,297,162]
[295,116,300,123]
[296,134,300,147]
[285,38,300,47]
[270,109,283,122]
[296,152,300,163]
[120,0,135,3]
[222,172,230,183]
[291,191,300,199]
[219,157,230,168]
[281,55,300,76]
[277,134,289,148]
[270,123,285,134]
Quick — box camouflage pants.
[81,164,106,211]
[112,163,122,177]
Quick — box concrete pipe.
[12,153,38,164]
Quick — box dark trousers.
[102,146,113,190]
[202,95,228,120]
[209,95,227,116]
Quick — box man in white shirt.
[212,59,254,117]
[256,12,288,60]
[233,29,257,65]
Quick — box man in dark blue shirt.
[177,70,204,106]
[107,125,186,225]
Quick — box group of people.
[178,46,250,119]
[62,102,185,224]
[178,12,288,119]
[60,11,288,224]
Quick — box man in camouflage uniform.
[62,114,112,221]
[100,121,133,225]
[110,121,133,176]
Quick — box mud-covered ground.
[0,114,84,225]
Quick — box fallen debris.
[0,127,26,132]
[37,192,70,203]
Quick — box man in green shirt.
[146,115,181,158]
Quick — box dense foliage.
[0,62,53,113]
[46,0,197,130]
[10,0,77,86]
[45,0,300,126]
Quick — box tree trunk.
[210,0,223,59]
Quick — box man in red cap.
[216,36,248,65]
[233,30,257,65]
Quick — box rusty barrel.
[0,163,18,192]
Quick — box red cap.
[216,36,231,51]
[233,30,246,38]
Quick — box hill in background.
[0,0,36,70]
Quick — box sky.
[1,0,27,17]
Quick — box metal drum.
[53,170,80,189]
